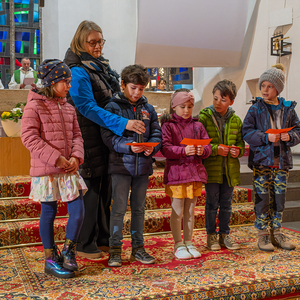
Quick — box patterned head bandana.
[37,59,71,87]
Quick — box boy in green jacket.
[199,80,245,251]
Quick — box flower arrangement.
[1,102,26,123]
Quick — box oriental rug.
[0,226,300,300]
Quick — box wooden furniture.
[0,137,30,176]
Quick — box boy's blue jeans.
[205,175,234,235]
[109,174,149,248]
[39,191,84,249]
[253,166,288,230]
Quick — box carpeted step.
[0,198,68,220]
[0,175,31,198]
[0,203,255,247]
[0,169,165,199]
[125,204,255,235]
[0,186,251,220]
[144,187,251,210]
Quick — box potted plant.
[1,102,26,137]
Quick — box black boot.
[62,239,78,271]
[108,246,122,267]
[44,245,75,278]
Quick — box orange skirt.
[165,182,203,199]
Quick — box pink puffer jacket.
[21,90,84,177]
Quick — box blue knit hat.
[37,59,71,87]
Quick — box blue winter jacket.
[242,97,300,170]
[101,92,162,176]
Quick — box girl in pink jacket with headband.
[161,89,212,260]
[21,59,87,279]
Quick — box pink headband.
[171,92,195,108]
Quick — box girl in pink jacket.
[21,59,87,279]
[161,89,212,260]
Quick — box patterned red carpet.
[1,226,300,300]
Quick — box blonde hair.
[70,20,103,56]
[37,86,55,98]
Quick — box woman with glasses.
[64,20,145,260]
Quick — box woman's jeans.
[39,191,84,249]
[205,175,234,235]
[109,174,149,248]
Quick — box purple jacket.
[161,114,212,185]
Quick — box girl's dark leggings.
[39,191,85,249]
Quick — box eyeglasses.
[86,39,106,47]
[63,79,72,86]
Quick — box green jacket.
[199,107,245,187]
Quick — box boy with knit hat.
[243,64,300,251]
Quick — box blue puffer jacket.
[101,92,162,176]
[242,97,300,170]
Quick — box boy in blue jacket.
[242,64,300,251]
[101,64,162,267]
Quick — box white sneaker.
[186,244,201,258]
[174,245,192,260]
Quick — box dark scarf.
[80,52,120,93]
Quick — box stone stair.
[0,168,254,248]
[239,155,300,224]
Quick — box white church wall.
[42,0,300,153]
[42,0,138,74]
[193,0,300,153]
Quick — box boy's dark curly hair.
[212,79,237,101]
[121,64,150,87]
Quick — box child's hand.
[230,145,240,158]
[217,145,229,157]
[196,145,204,156]
[55,156,70,169]
[268,133,280,143]
[281,132,290,142]
[64,157,79,173]
[144,146,154,156]
[131,142,145,153]
[185,145,196,156]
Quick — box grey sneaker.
[207,233,221,251]
[219,233,240,250]
[131,245,155,264]
[258,230,274,252]
[270,228,296,250]
[108,246,122,267]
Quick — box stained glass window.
[0,14,7,25]
[146,67,193,91]
[15,31,22,40]
[0,31,8,39]
[22,32,30,41]
[0,0,41,87]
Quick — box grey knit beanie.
[258,63,285,95]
